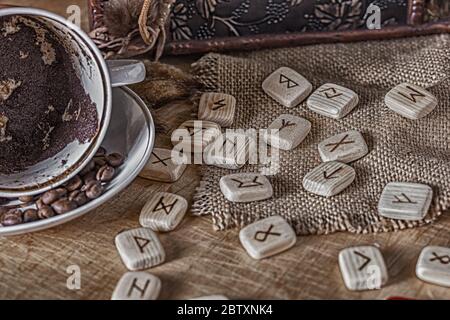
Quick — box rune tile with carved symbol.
[307,83,359,119]
[263,114,311,150]
[302,161,356,197]
[115,228,166,271]
[198,92,236,127]
[204,132,256,169]
[220,173,273,203]
[111,272,161,300]
[416,246,450,287]
[385,83,438,120]
[139,148,187,182]
[171,120,221,154]
[140,192,188,232]
[262,67,312,108]
[318,130,368,163]
[338,246,389,291]
[239,215,296,260]
[378,182,433,221]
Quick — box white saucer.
[0,87,155,236]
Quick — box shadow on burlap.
[191,34,450,235]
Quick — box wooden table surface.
[0,0,449,300]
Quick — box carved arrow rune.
[398,85,426,103]
[133,236,152,253]
[323,166,343,180]
[279,74,299,89]
[320,87,343,99]
[354,251,371,271]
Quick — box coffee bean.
[69,190,88,206]
[18,195,34,203]
[94,157,107,167]
[51,198,78,214]
[41,188,67,205]
[65,175,83,192]
[23,209,39,223]
[38,205,55,219]
[1,209,23,226]
[82,171,97,185]
[79,160,95,176]
[82,181,104,199]
[106,153,124,167]
[36,198,45,209]
[95,147,106,157]
[96,165,115,182]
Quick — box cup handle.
[106,60,146,88]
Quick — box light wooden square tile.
[139,148,187,182]
[190,295,229,300]
[198,92,236,127]
[220,173,273,203]
[115,228,166,271]
[385,83,438,120]
[338,246,389,291]
[318,130,368,163]
[239,215,296,260]
[378,182,433,221]
[416,246,450,287]
[140,192,188,232]
[262,67,312,108]
[111,272,161,300]
[307,83,359,119]
[303,161,355,197]
[171,120,222,154]
[263,114,311,150]
[204,132,255,169]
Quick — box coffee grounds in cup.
[0,16,98,173]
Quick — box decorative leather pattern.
[170,0,408,41]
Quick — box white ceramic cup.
[0,8,146,198]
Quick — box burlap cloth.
[190,34,450,235]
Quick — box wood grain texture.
[111,272,161,300]
[307,83,359,119]
[263,114,311,150]
[139,148,187,182]
[219,173,273,203]
[318,130,369,163]
[378,182,433,221]
[385,83,438,119]
[1,0,450,300]
[262,67,312,108]
[171,120,221,154]
[198,93,235,127]
[416,246,450,287]
[303,161,356,197]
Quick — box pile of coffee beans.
[0,147,125,227]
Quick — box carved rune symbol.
[398,85,426,103]
[254,224,281,242]
[325,134,355,152]
[151,152,171,166]
[430,252,450,265]
[279,119,296,131]
[279,74,299,89]
[354,251,371,271]
[231,176,263,189]
[320,87,343,99]
[128,278,150,298]
[392,193,417,204]
[212,98,227,111]
[133,236,151,253]
[153,196,178,215]
[185,126,204,137]
[323,166,343,180]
